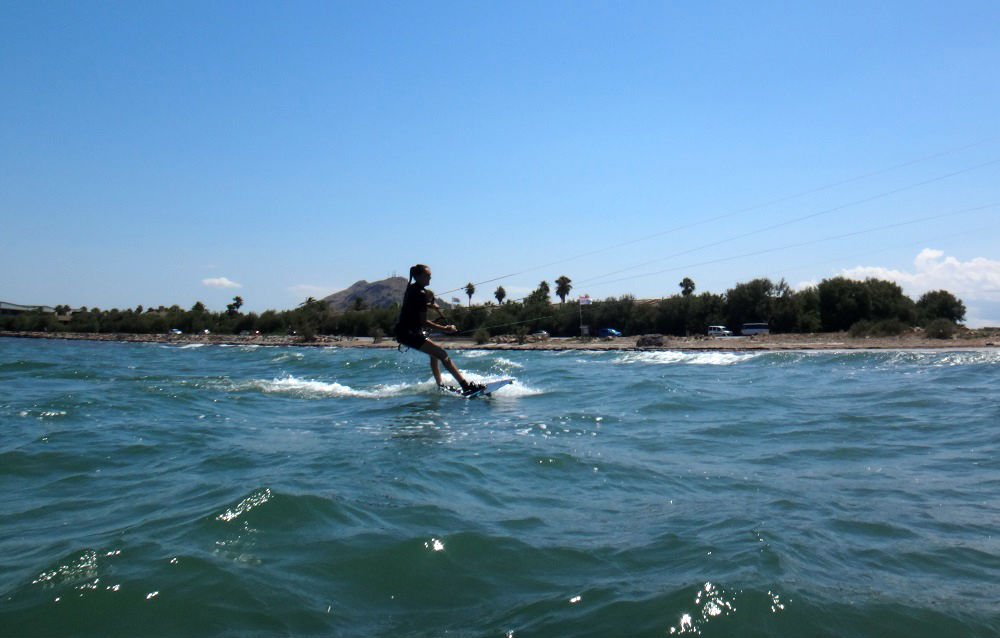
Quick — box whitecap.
[464,373,542,397]
[271,352,305,363]
[493,357,524,370]
[217,488,272,522]
[241,375,412,399]
[430,372,541,398]
[614,351,758,366]
[460,350,491,359]
[491,381,543,398]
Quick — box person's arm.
[424,318,457,333]
[423,298,457,333]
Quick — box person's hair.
[408,264,429,282]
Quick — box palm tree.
[531,281,550,303]
[679,278,696,297]
[555,276,572,305]
[494,286,506,305]
[465,282,476,307]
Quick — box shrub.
[925,318,957,339]
[869,318,907,337]
[848,320,872,338]
[473,328,491,344]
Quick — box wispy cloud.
[202,277,243,289]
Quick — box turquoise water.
[1,337,998,637]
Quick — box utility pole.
[578,295,591,336]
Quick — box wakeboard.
[440,378,514,398]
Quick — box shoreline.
[3,330,997,351]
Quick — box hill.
[322,277,452,312]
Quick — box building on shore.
[0,301,81,323]
[0,301,56,316]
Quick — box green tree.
[465,282,476,307]
[529,281,551,304]
[767,279,799,333]
[494,286,506,305]
[725,278,777,330]
[555,276,572,305]
[794,286,822,333]
[188,301,208,333]
[917,290,966,324]
[226,296,244,317]
[655,296,687,336]
[257,310,284,334]
[295,297,331,335]
[679,277,696,297]
[863,279,915,323]
[818,277,871,332]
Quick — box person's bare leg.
[419,341,468,389]
[430,357,443,386]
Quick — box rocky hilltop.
[322,277,452,312]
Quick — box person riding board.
[395,264,484,396]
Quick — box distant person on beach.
[395,264,484,395]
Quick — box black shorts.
[395,330,427,349]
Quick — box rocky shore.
[3,330,997,351]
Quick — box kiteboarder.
[394,264,484,395]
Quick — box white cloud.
[793,278,819,291]
[839,249,1000,302]
[830,249,1000,328]
[964,303,1000,328]
[202,277,243,289]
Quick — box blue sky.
[3,1,999,325]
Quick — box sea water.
[1,337,998,637]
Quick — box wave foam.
[492,357,524,369]
[242,376,412,399]
[433,372,541,398]
[232,372,539,400]
[271,352,305,363]
[614,351,758,366]
[460,350,491,359]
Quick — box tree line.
[444,276,965,341]
[1,276,967,340]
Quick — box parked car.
[597,328,622,338]
[169,328,183,335]
[707,325,733,337]
[531,330,550,339]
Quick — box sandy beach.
[3,330,997,351]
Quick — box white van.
[707,325,733,337]
[741,322,770,335]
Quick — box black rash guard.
[394,282,428,348]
